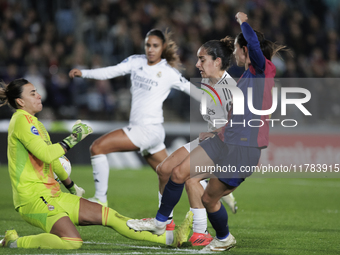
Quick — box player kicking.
[0,78,193,249]
[69,29,201,211]
[69,28,237,237]
[127,12,286,252]
[155,36,238,246]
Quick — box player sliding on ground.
[0,78,192,249]
[127,12,286,252]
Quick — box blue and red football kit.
[219,22,276,149]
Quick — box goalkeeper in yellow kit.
[0,78,192,249]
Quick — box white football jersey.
[81,55,200,125]
[200,71,237,131]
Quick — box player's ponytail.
[201,36,234,71]
[0,81,8,107]
[236,30,286,60]
[0,78,29,109]
[146,29,182,70]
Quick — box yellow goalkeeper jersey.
[7,109,67,209]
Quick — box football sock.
[156,178,184,222]
[102,207,172,245]
[199,179,208,190]
[190,208,208,234]
[158,191,174,224]
[16,234,82,249]
[91,154,109,203]
[207,203,229,239]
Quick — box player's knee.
[171,165,187,184]
[201,192,212,209]
[90,139,102,156]
[156,161,171,182]
[62,238,83,250]
[184,178,199,191]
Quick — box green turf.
[0,165,339,254]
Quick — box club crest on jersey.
[31,126,39,136]
[157,71,162,77]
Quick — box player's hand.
[69,69,82,79]
[67,181,85,197]
[73,183,85,197]
[235,12,248,25]
[62,120,93,149]
[199,132,216,143]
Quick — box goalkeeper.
[0,78,192,249]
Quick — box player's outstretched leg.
[102,207,172,245]
[1,229,83,249]
[1,230,19,248]
[126,210,193,247]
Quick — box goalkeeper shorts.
[18,192,80,233]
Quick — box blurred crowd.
[0,0,340,124]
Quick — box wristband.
[65,180,74,189]
[211,132,218,136]
[59,141,70,151]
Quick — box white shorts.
[183,138,200,152]
[123,124,166,156]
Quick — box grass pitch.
[0,165,339,254]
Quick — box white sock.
[91,154,109,203]
[158,191,174,224]
[218,233,229,241]
[200,179,208,190]
[154,218,167,228]
[9,240,17,248]
[190,208,208,234]
[165,231,174,245]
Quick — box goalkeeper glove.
[59,120,93,151]
[65,181,85,197]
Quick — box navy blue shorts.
[199,135,261,187]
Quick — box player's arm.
[199,127,223,142]
[170,70,202,102]
[53,158,69,181]
[15,116,92,164]
[235,12,265,71]
[69,55,136,80]
[62,177,85,197]
[53,157,85,197]
[15,115,65,163]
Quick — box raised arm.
[235,12,265,71]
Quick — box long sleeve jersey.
[220,22,276,148]
[7,109,67,209]
[81,55,201,125]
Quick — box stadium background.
[0,1,339,254]
[0,0,339,167]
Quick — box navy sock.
[207,203,229,239]
[156,178,184,222]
